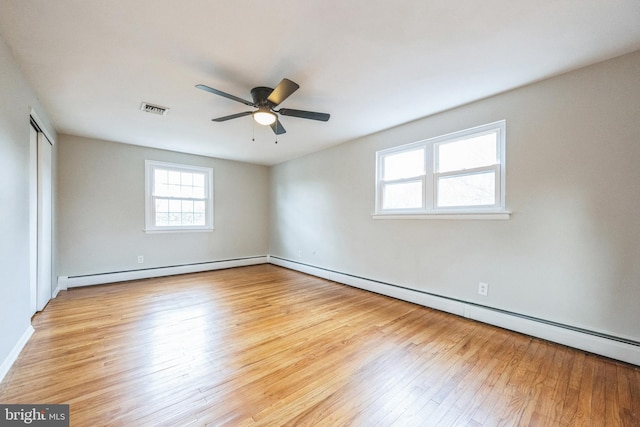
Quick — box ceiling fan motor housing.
[251,86,276,108]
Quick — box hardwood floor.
[1,264,638,426]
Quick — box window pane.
[155,183,169,197]
[154,197,209,227]
[168,171,181,184]
[192,173,206,199]
[152,168,208,199]
[169,199,181,212]
[182,186,193,198]
[154,170,168,185]
[168,213,181,225]
[156,213,168,226]
[382,181,423,210]
[192,187,205,199]
[166,184,180,197]
[383,148,425,180]
[181,172,193,186]
[182,200,194,213]
[155,199,168,213]
[193,174,205,187]
[193,213,205,225]
[437,132,497,173]
[182,213,194,225]
[437,171,495,207]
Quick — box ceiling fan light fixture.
[253,109,276,126]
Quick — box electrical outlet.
[137,255,144,264]
[478,282,489,296]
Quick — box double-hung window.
[375,120,507,218]
[145,160,214,232]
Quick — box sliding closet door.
[36,131,52,311]
[29,125,38,314]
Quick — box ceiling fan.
[196,78,330,135]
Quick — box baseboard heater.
[269,256,640,367]
[57,256,269,289]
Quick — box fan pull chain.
[275,121,278,144]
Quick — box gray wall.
[0,36,56,366]
[270,50,640,341]
[57,135,270,277]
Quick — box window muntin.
[375,121,505,215]
[145,161,213,232]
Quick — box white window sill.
[372,211,511,220]
[144,227,215,234]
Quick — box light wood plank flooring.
[1,265,638,426]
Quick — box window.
[375,121,507,218]
[145,160,213,232]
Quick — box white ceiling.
[1,1,639,165]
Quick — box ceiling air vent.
[140,102,169,116]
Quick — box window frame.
[144,160,214,233]
[374,120,508,219]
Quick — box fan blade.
[196,84,254,106]
[212,111,253,122]
[278,108,330,122]
[270,119,286,135]
[267,78,300,106]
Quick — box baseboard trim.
[270,257,640,366]
[58,256,269,289]
[0,325,34,383]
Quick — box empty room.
[1,1,639,425]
